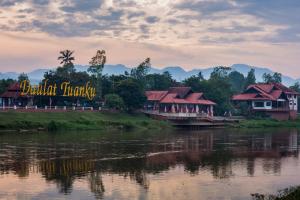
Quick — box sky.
[0,0,300,77]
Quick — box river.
[0,128,299,199]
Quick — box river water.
[0,128,299,200]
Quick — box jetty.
[143,111,243,128]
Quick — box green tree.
[58,50,75,66]
[18,73,29,82]
[244,69,256,89]
[88,50,106,100]
[210,66,231,80]
[183,75,203,91]
[57,50,76,75]
[116,79,146,112]
[290,82,300,92]
[104,94,124,110]
[130,58,151,88]
[197,72,204,81]
[263,72,282,83]
[145,72,176,90]
[228,71,245,94]
[102,74,128,96]
[206,67,233,115]
[0,79,15,95]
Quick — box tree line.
[0,49,299,114]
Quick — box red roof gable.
[233,83,299,101]
[0,82,31,98]
[168,87,191,98]
[145,91,168,101]
[147,88,216,105]
[7,82,20,91]
[185,93,203,101]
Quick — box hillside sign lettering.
[19,79,96,100]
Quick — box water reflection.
[0,128,299,199]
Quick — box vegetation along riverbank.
[231,117,300,128]
[0,111,170,132]
[252,186,300,200]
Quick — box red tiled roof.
[160,92,216,105]
[185,93,203,101]
[145,91,168,101]
[7,82,20,91]
[233,83,299,101]
[168,87,191,98]
[270,90,282,99]
[146,88,216,105]
[273,82,299,94]
[0,82,31,98]
[232,93,271,101]
[0,91,20,98]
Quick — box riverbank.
[0,111,170,132]
[232,117,300,128]
[252,186,300,200]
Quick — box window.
[294,95,297,98]
[266,102,271,107]
[254,102,264,107]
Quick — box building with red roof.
[0,82,33,107]
[232,83,299,120]
[145,87,216,116]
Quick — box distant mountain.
[0,63,299,86]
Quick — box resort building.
[232,83,299,120]
[0,82,33,107]
[145,87,216,117]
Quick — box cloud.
[175,0,236,16]
[18,8,34,13]
[0,0,300,76]
[127,11,145,19]
[145,16,159,24]
[60,0,103,13]
[0,0,24,7]
[32,0,49,5]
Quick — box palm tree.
[58,50,75,66]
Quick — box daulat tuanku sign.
[19,79,96,100]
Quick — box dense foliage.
[1,50,299,114]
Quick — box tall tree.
[57,50,76,75]
[131,58,151,81]
[145,72,176,90]
[18,73,29,82]
[290,82,300,92]
[0,79,15,95]
[210,66,231,80]
[58,50,75,66]
[228,71,245,94]
[263,72,282,83]
[273,72,282,83]
[116,79,146,112]
[88,50,106,100]
[244,69,256,89]
[183,75,203,91]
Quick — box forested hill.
[1,64,299,86]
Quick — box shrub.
[104,93,124,110]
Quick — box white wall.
[252,101,272,110]
[287,94,298,111]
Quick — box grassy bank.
[232,117,300,128]
[0,111,170,131]
[252,186,300,200]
